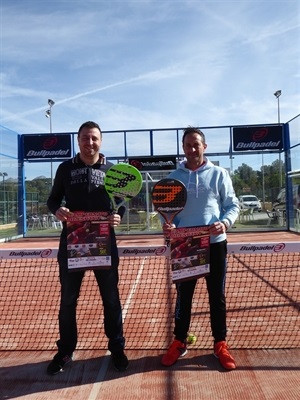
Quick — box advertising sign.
[23,134,72,159]
[128,156,177,171]
[232,126,283,151]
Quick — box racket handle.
[162,222,174,246]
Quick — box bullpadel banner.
[23,134,72,159]
[232,126,283,151]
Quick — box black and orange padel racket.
[151,178,187,226]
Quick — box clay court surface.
[0,232,299,400]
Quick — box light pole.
[274,90,282,188]
[261,151,265,205]
[274,90,281,123]
[45,99,55,185]
[0,172,8,223]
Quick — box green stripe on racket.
[104,163,143,212]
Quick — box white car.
[238,195,262,212]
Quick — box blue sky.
[0,0,299,179]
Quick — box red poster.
[66,211,111,271]
[170,226,210,283]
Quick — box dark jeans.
[174,240,227,343]
[56,247,125,355]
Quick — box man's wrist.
[222,220,230,231]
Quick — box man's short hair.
[78,121,102,136]
[182,126,206,144]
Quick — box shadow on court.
[1,349,300,400]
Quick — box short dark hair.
[182,126,206,144]
[78,121,102,137]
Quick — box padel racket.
[151,178,187,225]
[104,163,143,212]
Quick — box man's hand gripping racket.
[151,178,187,244]
[104,163,143,213]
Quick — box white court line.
[87,257,147,400]
[87,352,110,400]
[122,257,147,320]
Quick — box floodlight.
[274,90,281,98]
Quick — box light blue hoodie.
[167,157,240,244]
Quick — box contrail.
[0,66,184,123]
[57,68,181,106]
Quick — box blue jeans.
[56,244,125,355]
[174,240,227,343]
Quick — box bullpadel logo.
[252,128,269,141]
[239,243,286,252]
[273,243,285,252]
[43,136,58,149]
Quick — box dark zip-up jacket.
[47,153,125,252]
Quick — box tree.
[233,164,260,195]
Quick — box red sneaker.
[214,341,236,370]
[161,339,187,367]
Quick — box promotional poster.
[170,225,210,282]
[66,211,111,271]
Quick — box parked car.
[238,195,262,212]
[272,185,300,213]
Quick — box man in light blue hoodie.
[161,126,240,370]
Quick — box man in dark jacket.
[46,121,128,374]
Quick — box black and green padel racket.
[104,163,143,212]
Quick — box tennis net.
[0,240,299,351]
